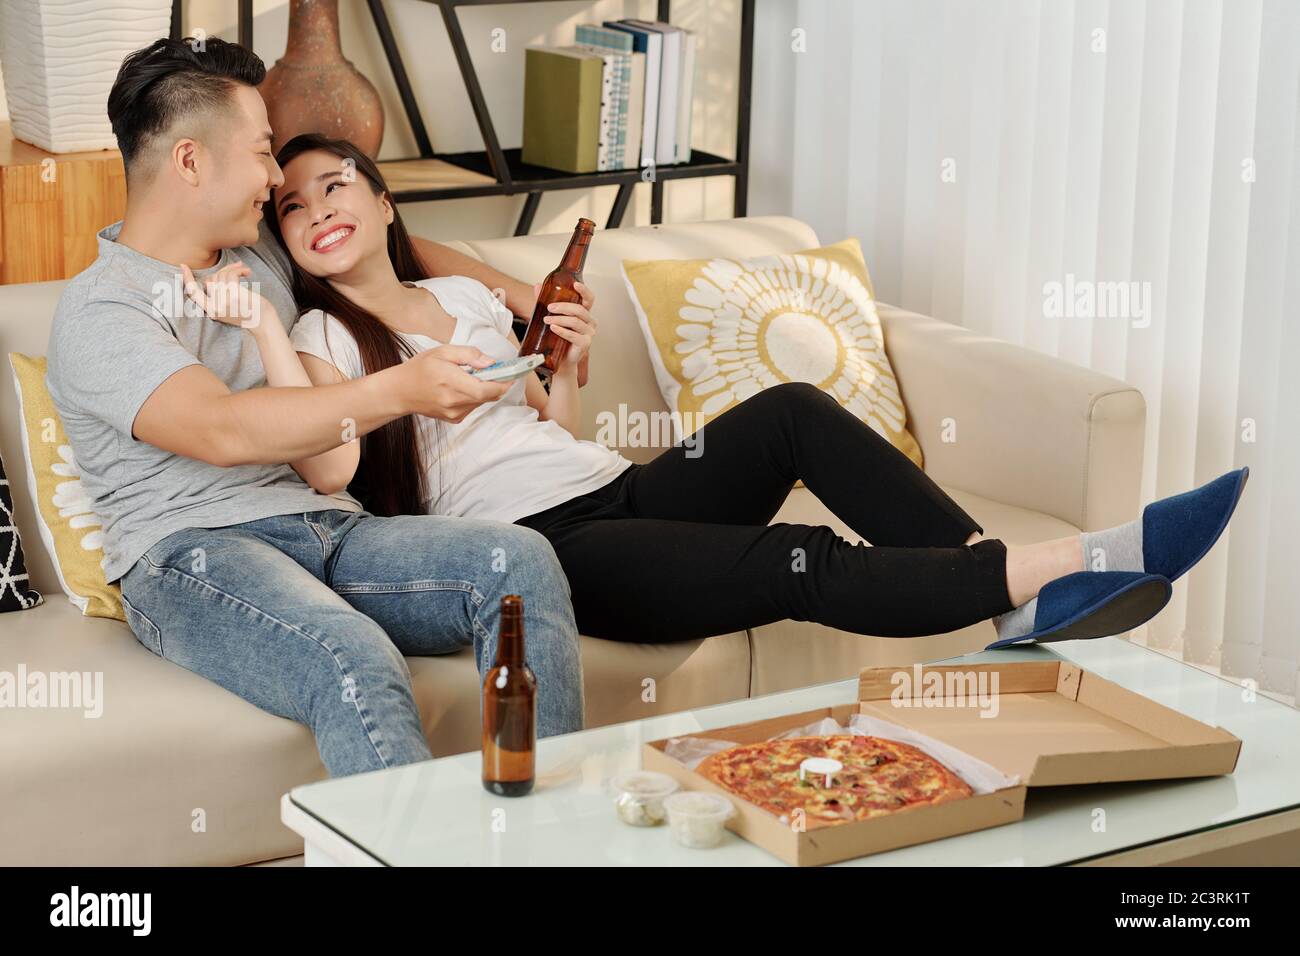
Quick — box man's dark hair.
[107,36,266,176]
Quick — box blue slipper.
[1143,467,1249,582]
[985,571,1173,649]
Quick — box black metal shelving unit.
[173,0,754,236]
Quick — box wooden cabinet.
[0,121,126,284]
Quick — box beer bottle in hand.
[518,217,595,380]
[482,595,537,796]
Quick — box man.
[45,37,586,777]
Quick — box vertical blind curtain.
[753,0,1300,704]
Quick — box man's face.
[197,84,284,248]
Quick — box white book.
[675,29,697,164]
[613,56,629,165]
[604,21,660,167]
[583,48,617,171]
[623,52,646,170]
[624,20,681,166]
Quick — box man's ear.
[173,139,201,186]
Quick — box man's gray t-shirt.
[46,220,360,583]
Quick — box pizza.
[695,735,973,826]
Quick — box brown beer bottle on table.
[482,595,537,796]
[518,217,595,380]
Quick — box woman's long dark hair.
[267,133,435,517]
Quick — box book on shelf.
[586,46,618,172]
[521,46,603,174]
[575,23,646,172]
[602,20,660,168]
[613,20,676,166]
[520,24,695,176]
[675,29,697,164]
[618,53,647,171]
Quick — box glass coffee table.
[281,638,1300,866]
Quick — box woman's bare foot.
[1003,536,1084,607]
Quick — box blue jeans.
[118,509,584,777]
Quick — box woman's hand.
[536,280,597,372]
[181,261,277,332]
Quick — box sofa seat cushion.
[748,485,1082,695]
[0,597,749,864]
[411,630,750,756]
[0,599,320,865]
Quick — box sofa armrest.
[878,303,1145,532]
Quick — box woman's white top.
[289,275,632,522]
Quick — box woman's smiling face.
[273,148,393,277]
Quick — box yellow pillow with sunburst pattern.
[9,353,124,621]
[621,238,923,470]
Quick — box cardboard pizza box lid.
[855,660,1241,785]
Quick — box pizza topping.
[694,735,973,827]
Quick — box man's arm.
[133,347,507,468]
[412,235,591,387]
[412,236,534,316]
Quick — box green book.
[522,46,603,174]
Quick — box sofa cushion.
[620,237,923,468]
[411,629,751,759]
[0,279,68,597]
[747,484,1082,696]
[9,352,122,619]
[0,598,321,865]
[0,447,42,611]
[0,595,750,864]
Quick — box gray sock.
[1080,518,1144,573]
[994,517,1144,642]
[993,597,1038,641]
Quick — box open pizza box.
[641,660,1242,866]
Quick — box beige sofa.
[0,215,1145,865]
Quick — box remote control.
[463,353,545,383]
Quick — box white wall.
[751,0,1300,703]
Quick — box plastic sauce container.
[663,791,735,848]
[609,770,679,827]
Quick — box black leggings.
[516,382,1016,642]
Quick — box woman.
[183,134,1248,647]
